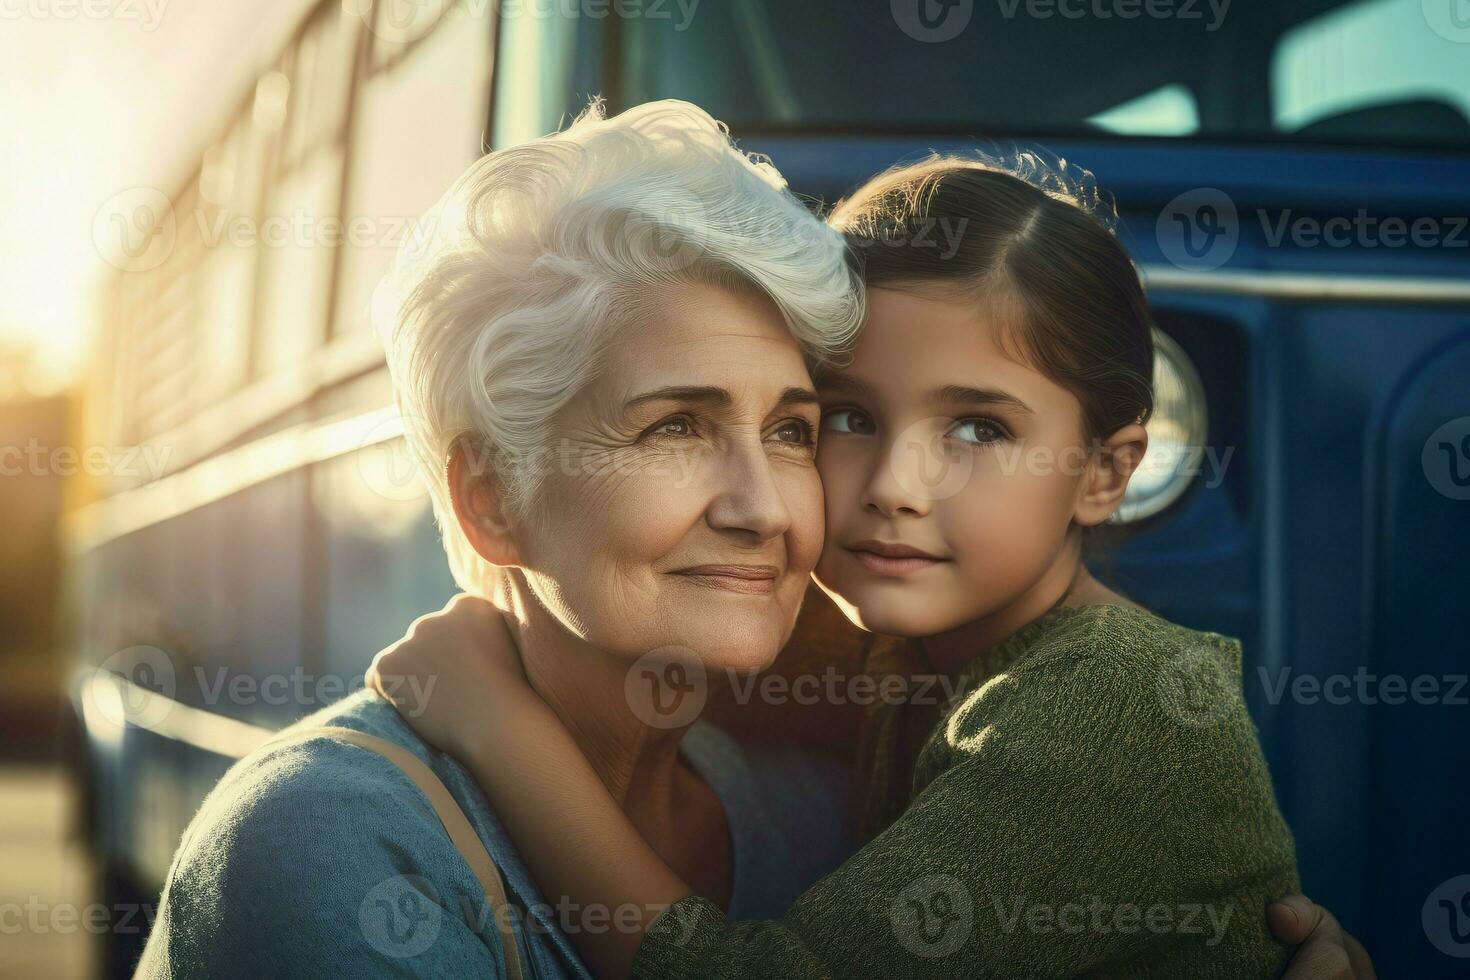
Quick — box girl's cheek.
[946,464,1070,570]
[816,441,865,523]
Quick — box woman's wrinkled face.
[813,286,1093,637]
[514,282,824,673]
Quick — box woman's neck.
[490,573,730,901]
[492,573,685,806]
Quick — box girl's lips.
[845,548,949,578]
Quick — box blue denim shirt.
[136,689,854,978]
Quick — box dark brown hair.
[829,154,1155,443]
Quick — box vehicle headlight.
[1113,329,1208,524]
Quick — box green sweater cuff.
[633,895,727,980]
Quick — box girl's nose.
[863,420,975,516]
[860,439,934,519]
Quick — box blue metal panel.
[762,132,1470,970]
[1367,331,1470,971]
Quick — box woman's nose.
[705,440,793,540]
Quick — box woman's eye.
[769,419,816,447]
[822,408,875,435]
[949,417,1008,445]
[650,416,695,438]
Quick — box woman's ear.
[448,438,525,568]
[1074,423,1148,527]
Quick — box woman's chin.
[679,621,785,676]
[652,583,801,673]
[703,638,783,675]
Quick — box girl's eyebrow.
[820,373,1033,417]
[934,385,1035,416]
[815,373,875,399]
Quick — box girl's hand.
[1271,895,1378,979]
[366,593,526,759]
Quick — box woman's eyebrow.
[773,386,821,411]
[934,384,1035,416]
[622,385,819,412]
[623,385,732,411]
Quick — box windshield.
[609,0,1470,150]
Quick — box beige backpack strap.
[269,725,525,980]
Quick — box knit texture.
[134,690,854,979]
[637,603,1300,979]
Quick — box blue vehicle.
[73,0,1469,975]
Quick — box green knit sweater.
[636,603,1300,979]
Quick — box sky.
[0,0,316,395]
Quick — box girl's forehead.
[845,289,1031,376]
[830,287,1079,418]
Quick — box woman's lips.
[845,541,950,578]
[671,564,780,595]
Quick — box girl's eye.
[822,408,875,436]
[948,417,1009,446]
[769,419,816,447]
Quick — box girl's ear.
[1074,423,1149,526]
[448,438,525,568]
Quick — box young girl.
[372,157,1301,978]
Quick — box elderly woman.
[138,101,1368,979]
[136,100,865,978]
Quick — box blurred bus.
[71,4,488,973]
[71,0,1470,975]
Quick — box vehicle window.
[330,9,492,338]
[492,6,582,148]
[613,0,1470,149]
[1273,0,1470,146]
[1089,83,1200,137]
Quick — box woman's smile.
[669,563,782,595]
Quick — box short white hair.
[373,99,864,593]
